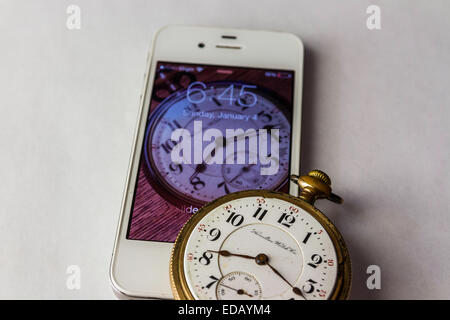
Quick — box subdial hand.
[219,283,253,297]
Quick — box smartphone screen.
[126,61,295,242]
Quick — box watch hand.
[254,254,307,300]
[210,250,306,299]
[238,289,253,298]
[202,132,259,167]
[266,263,307,299]
[207,250,256,260]
[291,287,307,299]
[190,162,206,180]
[203,139,225,163]
[189,138,223,180]
[228,164,256,183]
[219,283,253,297]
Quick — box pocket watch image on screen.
[144,80,291,207]
[169,170,351,300]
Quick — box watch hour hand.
[190,162,206,180]
[207,250,256,260]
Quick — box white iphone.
[110,25,304,299]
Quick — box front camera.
[198,42,205,48]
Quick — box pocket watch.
[144,80,291,206]
[169,170,352,300]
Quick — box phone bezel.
[110,25,304,299]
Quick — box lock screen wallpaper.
[127,62,295,242]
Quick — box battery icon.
[277,72,292,79]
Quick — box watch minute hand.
[266,262,307,299]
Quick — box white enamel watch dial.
[182,196,339,300]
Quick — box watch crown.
[290,170,343,206]
[307,170,331,186]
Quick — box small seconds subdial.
[216,272,262,300]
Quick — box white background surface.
[0,0,449,299]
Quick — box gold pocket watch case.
[170,170,352,300]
